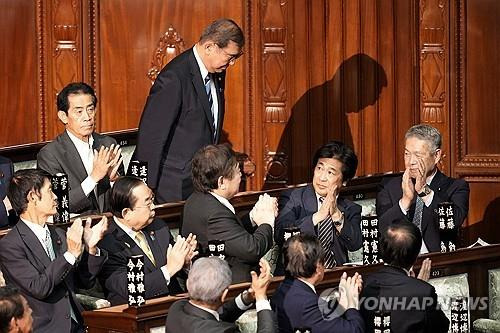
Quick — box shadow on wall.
[463,196,500,245]
[264,53,387,189]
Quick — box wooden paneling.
[0,0,40,146]
[450,0,500,245]
[260,0,417,189]
[0,0,499,246]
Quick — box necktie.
[318,198,337,268]
[412,196,424,230]
[135,232,156,266]
[44,228,56,261]
[204,75,217,138]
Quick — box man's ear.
[57,110,68,125]
[220,288,229,303]
[434,149,443,164]
[122,207,132,219]
[217,176,225,190]
[9,317,17,331]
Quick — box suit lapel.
[144,228,165,267]
[189,49,216,138]
[303,184,319,215]
[16,222,52,268]
[48,225,65,259]
[213,72,225,143]
[60,131,89,182]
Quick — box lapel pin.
[150,231,156,241]
[125,242,131,248]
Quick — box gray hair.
[187,257,232,305]
[405,124,442,152]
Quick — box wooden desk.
[83,244,500,332]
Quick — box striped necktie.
[204,75,216,138]
[412,196,424,230]
[44,228,56,261]
[318,197,337,268]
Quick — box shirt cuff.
[90,248,101,256]
[81,176,98,196]
[248,210,257,227]
[63,251,77,265]
[160,266,171,286]
[422,191,434,206]
[398,199,408,215]
[235,294,253,310]
[256,299,272,312]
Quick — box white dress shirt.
[210,192,235,214]
[66,130,97,197]
[193,46,219,132]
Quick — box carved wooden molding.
[261,0,288,185]
[36,0,47,141]
[147,25,185,83]
[454,0,500,168]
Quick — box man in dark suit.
[0,286,33,333]
[360,221,449,332]
[166,257,274,333]
[37,82,123,215]
[97,176,197,305]
[182,144,275,283]
[376,124,470,253]
[271,234,365,333]
[275,141,362,271]
[134,18,244,203]
[0,169,108,333]
[0,156,15,228]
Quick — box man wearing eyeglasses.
[135,18,244,204]
[376,124,470,253]
[37,82,123,215]
[97,176,197,305]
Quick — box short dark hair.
[284,234,325,279]
[312,141,358,182]
[380,221,422,270]
[191,144,239,193]
[8,169,51,215]
[199,18,245,48]
[109,176,145,218]
[0,286,25,333]
[57,82,98,113]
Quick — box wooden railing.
[83,244,500,332]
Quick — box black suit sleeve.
[135,71,182,190]
[337,203,362,251]
[209,208,273,264]
[275,190,316,245]
[425,288,450,332]
[37,147,92,213]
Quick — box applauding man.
[377,124,469,253]
[272,234,365,333]
[182,144,276,283]
[0,169,108,333]
[97,176,197,305]
[275,141,362,271]
[38,82,123,215]
[167,257,275,333]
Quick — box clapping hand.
[83,216,109,255]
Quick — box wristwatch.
[332,212,344,227]
[417,184,432,197]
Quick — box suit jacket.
[166,298,274,333]
[182,192,273,283]
[37,131,119,215]
[376,169,470,252]
[0,221,107,333]
[275,184,362,265]
[134,48,226,203]
[271,278,365,333]
[0,156,15,228]
[360,265,449,333]
[97,218,183,305]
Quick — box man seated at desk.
[275,141,362,271]
[376,124,470,253]
[97,176,197,305]
[37,82,123,215]
[182,144,276,283]
[0,169,108,332]
[360,221,449,332]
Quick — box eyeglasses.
[217,45,244,63]
[133,200,156,211]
